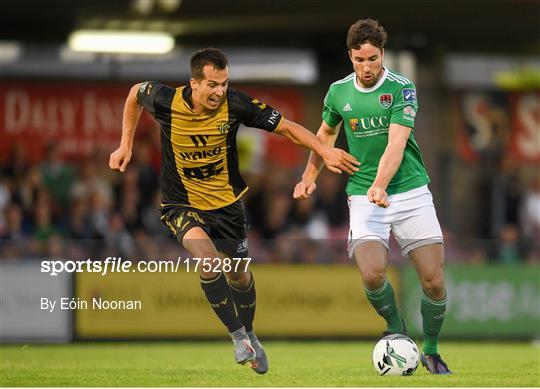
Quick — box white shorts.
[348,185,443,257]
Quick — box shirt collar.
[353,67,388,93]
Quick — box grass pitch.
[1,341,538,387]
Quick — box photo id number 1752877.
[183,257,251,273]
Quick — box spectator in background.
[439,227,468,263]
[66,198,91,239]
[290,195,329,240]
[521,175,540,242]
[144,125,163,173]
[258,189,292,240]
[314,169,348,228]
[244,162,292,235]
[3,142,29,184]
[0,177,10,234]
[105,212,135,258]
[120,189,140,232]
[520,175,540,264]
[46,233,65,258]
[0,204,29,258]
[13,166,42,219]
[88,191,110,240]
[33,193,56,254]
[134,140,159,211]
[1,204,28,240]
[141,190,169,237]
[70,157,114,207]
[496,224,522,264]
[118,169,141,232]
[39,143,73,209]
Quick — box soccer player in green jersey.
[293,19,451,374]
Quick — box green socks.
[365,277,447,355]
[364,278,404,334]
[421,290,447,355]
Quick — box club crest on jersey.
[379,93,393,109]
[217,121,231,134]
[349,118,359,131]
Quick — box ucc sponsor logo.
[357,116,389,130]
[179,146,222,161]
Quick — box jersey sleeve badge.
[403,106,417,120]
[402,88,416,103]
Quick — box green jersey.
[322,67,430,195]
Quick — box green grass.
[1,341,539,387]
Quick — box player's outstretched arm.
[109,83,144,172]
[293,120,347,200]
[275,119,359,176]
[368,123,412,208]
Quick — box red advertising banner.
[0,83,303,167]
[242,87,304,168]
[456,91,540,164]
[509,93,540,163]
[0,83,137,162]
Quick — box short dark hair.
[347,19,387,50]
[190,48,228,80]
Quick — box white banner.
[0,261,72,342]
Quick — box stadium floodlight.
[68,30,174,54]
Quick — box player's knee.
[422,275,446,301]
[226,271,251,288]
[362,270,386,291]
[199,267,220,279]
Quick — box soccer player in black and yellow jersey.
[109,48,359,373]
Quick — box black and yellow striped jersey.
[137,82,284,210]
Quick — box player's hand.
[367,185,390,208]
[320,146,360,175]
[109,146,132,172]
[293,179,317,200]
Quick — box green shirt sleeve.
[321,87,343,127]
[390,83,419,128]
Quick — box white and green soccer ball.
[372,334,419,376]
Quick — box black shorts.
[160,200,248,257]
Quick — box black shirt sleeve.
[136,81,175,115]
[228,88,283,132]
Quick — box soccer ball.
[372,334,419,376]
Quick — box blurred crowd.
[1,138,538,265]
